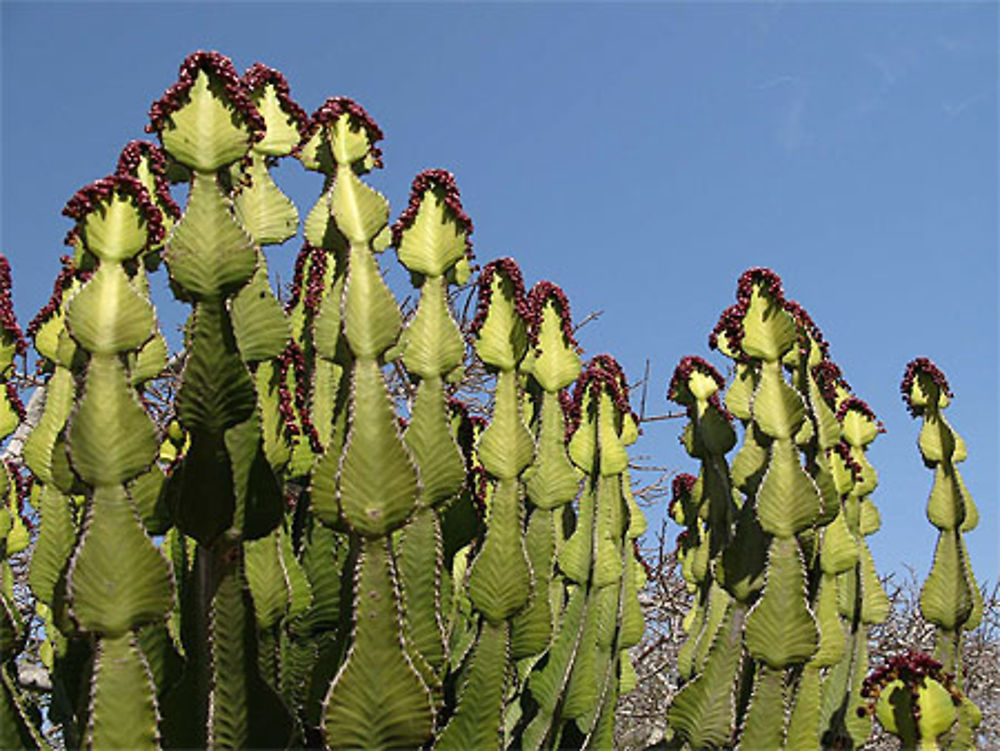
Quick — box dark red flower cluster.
[115,140,181,219]
[284,244,329,315]
[62,175,165,250]
[564,354,637,440]
[5,383,25,423]
[26,256,92,339]
[526,281,578,350]
[277,341,323,453]
[669,472,697,518]
[558,388,573,419]
[0,254,26,357]
[668,356,725,403]
[147,50,266,143]
[242,63,309,133]
[709,303,746,356]
[901,357,953,416]
[391,169,474,259]
[783,298,831,360]
[831,441,863,479]
[836,397,885,433]
[5,461,34,532]
[300,97,384,167]
[811,360,849,406]
[710,269,826,363]
[857,650,961,721]
[468,258,530,337]
[736,267,785,304]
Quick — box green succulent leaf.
[159,70,253,172]
[166,172,257,299]
[68,354,158,487]
[232,154,299,245]
[397,508,446,672]
[752,360,806,439]
[209,561,294,750]
[820,509,859,575]
[467,478,531,623]
[87,634,159,750]
[330,168,389,246]
[69,485,172,636]
[926,464,968,531]
[812,574,846,667]
[131,332,168,385]
[473,274,528,371]
[920,531,973,630]
[80,193,150,264]
[230,258,289,362]
[530,301,582,392]
[66,264,155,355]
[435,621,509,751]
[396,189,467,277]
[176,301,256,433]
[323,539,434,750]
[404,377,466,507]
[511,509,555,659]
[756,438,821,537]
[476,370,535,480]
[745,537,818,667]
[246,529,290,629]
[740,666,786,750]
[741,286,796,361]
[667,603,742,749]
[338,360,419,536]
[402,276,464,377]
[28,485,77,603]
[785,663,822,751]
[343,244,402,359]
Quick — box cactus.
[13,51,646,749]
[0,251,46,750]
[859,650,978,750]
[7,50,989,751]
[666,268,890,750]
[888,359,983,747]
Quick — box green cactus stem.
[57,174,173,749]
[901,358,982,746]
[669,268,891,750]
[523,355,644,750]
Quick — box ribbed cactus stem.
[298,99,434,749]
[899,358,982,746]
[58,174,172,749]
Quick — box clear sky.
[2,2,997,584]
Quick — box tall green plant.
[17,51,645,750]
[666,268,889,750]
[856,359,985,748]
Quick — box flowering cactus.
[896,359,983,747]
[16,51,645,750]
[860,650,978,750]
[667,268,889,750]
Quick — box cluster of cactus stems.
[666,268,894,749]
[7,51,646,749]
[1,50,987,751]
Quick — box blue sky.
[2,3,997,584]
